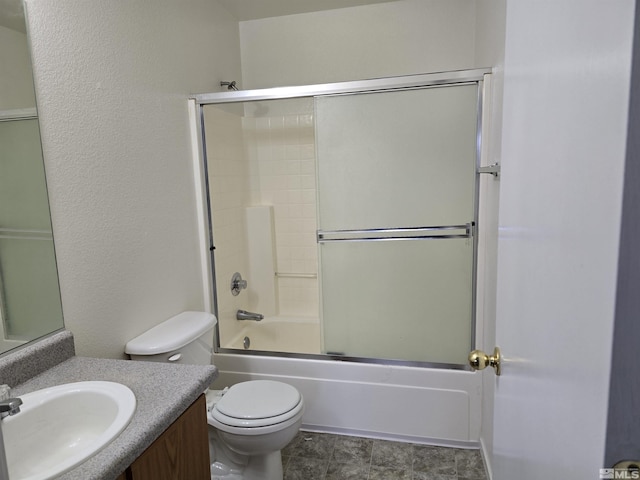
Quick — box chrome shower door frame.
[190,68,492,369]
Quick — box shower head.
[221,80,239,91]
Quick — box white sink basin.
[3,381,136,480]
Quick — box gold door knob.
[468,347,501,376]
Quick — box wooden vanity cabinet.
[119,394,210,480]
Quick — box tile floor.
[282,431,488,480]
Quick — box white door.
[491,1,636,479]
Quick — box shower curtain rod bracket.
[478,163,501,177]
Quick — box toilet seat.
[210,380,303,428]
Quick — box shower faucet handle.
[231,272,247,296]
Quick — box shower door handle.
[317,224,473,243]
[468,347,501,376]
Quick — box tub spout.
[236,310,264,321]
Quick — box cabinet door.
[128,395,210,480]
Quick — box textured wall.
[24,0,242,358]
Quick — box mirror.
[0,0,64,353]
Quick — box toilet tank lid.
[125,311,217,355]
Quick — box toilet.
[125,311,304,480]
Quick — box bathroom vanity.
[116,395,209,479]
[0,331,217,480]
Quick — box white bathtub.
[211,350,482,448]
[223,315,321,355]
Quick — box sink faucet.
[0,387,22,480]
[0,398,21,419]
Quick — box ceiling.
[217,0,403,21]
[0,0,404,34]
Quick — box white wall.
[474,1,507,70]
[239,0,477,89]
[25,0,242,358]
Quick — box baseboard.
[479,436,493,479]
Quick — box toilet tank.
[125,311,216,365]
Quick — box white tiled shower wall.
[205,99,319,346]
[243,99,319,318]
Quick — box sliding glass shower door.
[316,84,479,365]
[195,70,489,367]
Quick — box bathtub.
[211,349,482,448]
[223,315,321,355]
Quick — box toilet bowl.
[125,311,304,480]
[206,381,304,479]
